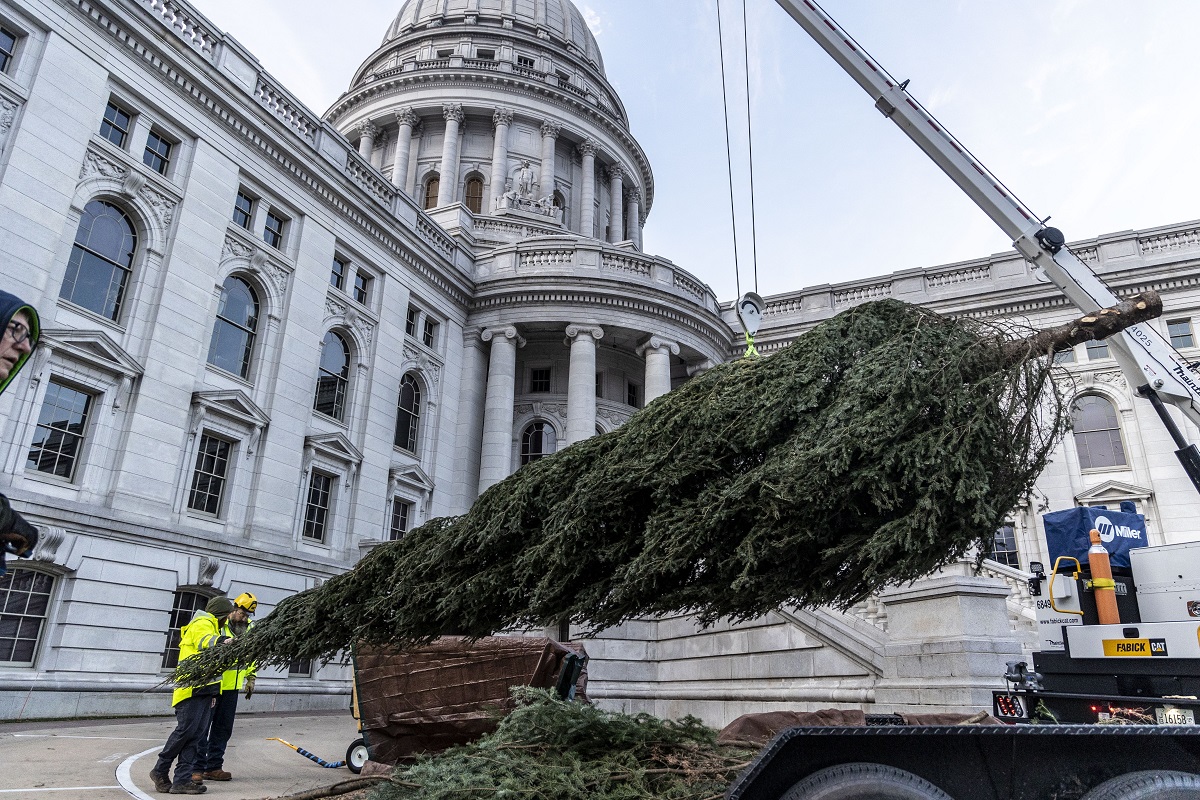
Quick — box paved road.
[0,711,363,800]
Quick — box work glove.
[244,674,256,699]
[1,511,38,557]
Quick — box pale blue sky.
[189,0,1200,302]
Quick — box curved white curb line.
[115,746,160,800]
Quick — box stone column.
[489,108,513,211]
[391,107,418,190]
[578,139,597,238]
[607,163,624,243]
[455,329,489,507]
[637,336,679,404]
[437,103,464,207]
[478,325,525,492]
[565,324,604,445]
[626,188,642,250]
[356,119,378,160]
[538,120,561,198]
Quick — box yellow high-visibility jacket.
[219,619,257,692]
[172,611,224,707]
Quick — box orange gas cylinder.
[1087,528,1121,625]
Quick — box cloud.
[581,5,602,36]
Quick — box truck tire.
[780,763,954,800]
[1082,771,1200,800]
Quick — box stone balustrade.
[477,239,720,315]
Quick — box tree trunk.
[1005,290,1162,363]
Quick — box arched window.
[521,421,556,465]
[424,175,440,210]
[207,276,259,379]
[60,200,137,321]
[1072,395,1127,470]
[464,175,484,214]
[394,373,422,452]
[0,567,55,664]
[313,331,350,420]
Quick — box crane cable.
[740,0,760,294]
[717,0,761,356]
[715,0,742,302]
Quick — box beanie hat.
[206,596,235,617]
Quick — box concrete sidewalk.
[0,710,364,800]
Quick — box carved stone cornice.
[540,120,561,139]
[442,103,464,124]
[481,324,525,348]
[492,107,514,128]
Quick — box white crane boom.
[772,0,1200,445]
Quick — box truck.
[724,1,1200,797]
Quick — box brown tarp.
[717,709,1001,746]
[354,636,587,764]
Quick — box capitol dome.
[383,0,605,76]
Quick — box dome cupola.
[325,0,653,249]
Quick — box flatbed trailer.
[726,725,1200,800]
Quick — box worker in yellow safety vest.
[151,595,234,794]
[195,592,258,783]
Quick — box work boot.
[149,769,171,793]
[169,781,207,794]
[202,769,232,781]
[190,773,203,784]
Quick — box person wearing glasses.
[0,290,39,577]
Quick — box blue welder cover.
[1042,505,1147,568]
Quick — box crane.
[771,0,1200,492]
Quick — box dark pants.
[198,689,239,772]
[155,693,216,786]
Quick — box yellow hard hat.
[233,592,258,614]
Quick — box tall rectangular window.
[143,131,172,175]
[0,568,54,664]
[188,434,231,516]
[353,272,371,305]
[405,307,419,337]
[27,381,92,480]
[99,101,132,148]
[303,471,333,542]
[263,211,286,248]
[0,26,18,73]
[1085,339,1109,360]
[389,498,412,541]
[422,318,437,348]
[595,372,603,399]
[161,590,207,669]
[989,524,1020,568]
[330,257,347,290]
[627,381,641,408]
[233,191,254,229]
[530,367,551,393]
[1169,319,1195,349]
